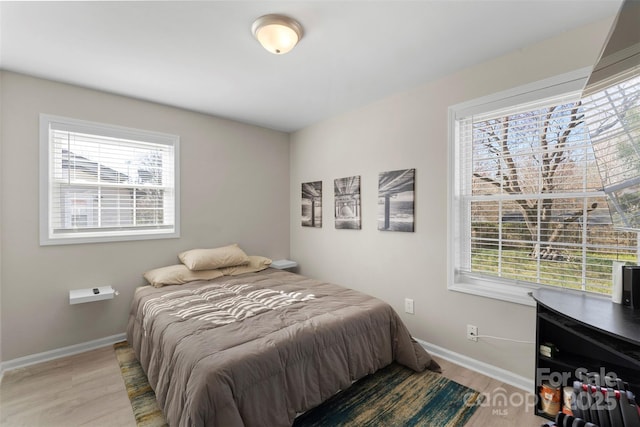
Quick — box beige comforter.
[126,268,438,427]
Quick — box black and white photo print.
[302,181,322,227]
[334,176,361,230]
[378,169,415,232]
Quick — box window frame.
[39,114,181,245]
[447,67,594,306]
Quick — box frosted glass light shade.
[252,14,303,55]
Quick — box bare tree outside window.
[469,97,637,293]
[473,103,593,260]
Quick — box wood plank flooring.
[0,346,548,426]
[436,357,548,427]
[0,347,135,427]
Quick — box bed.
[127,267,439,427]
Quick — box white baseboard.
[0,333,126,377]
[417,338,534,392]
[0,333,533,394]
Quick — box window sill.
[448,276,538,307]
[40,229,180,246]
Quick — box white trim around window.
[39,114,180,245]
[447,68,591,306]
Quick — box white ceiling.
[0,1,623,132]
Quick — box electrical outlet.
[404,298,414,314]
[467,324,478,341]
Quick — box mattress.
[126,268,438,426]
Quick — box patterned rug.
[292,363,482,427]
[114,341,168,427]
[114,342,482,427]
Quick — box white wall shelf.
[69,286,117,305]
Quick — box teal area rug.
[115,342,481,427]
[293,362,482,427]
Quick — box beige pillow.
[178,244,250,271]
[143,264,224,288]
[220,255,272,276]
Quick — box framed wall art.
[378,168,415,232]
[301,181,322,228]
[334,175,361,230]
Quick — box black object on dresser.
[531,288,640,421]
[623,266,640,309]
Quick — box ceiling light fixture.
[252,14,303,55]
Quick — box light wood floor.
[0,346,549,426]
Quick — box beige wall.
[290,19,613,381]
[0,72,290,361]
[0,69,3,365]
[0,16,616,380]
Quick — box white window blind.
[581,69,640,231]
[40,115,180,245]
[452,86,638,296]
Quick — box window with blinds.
[39,115,180,245]
[582,70,640,231]
[450,72,638,298]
